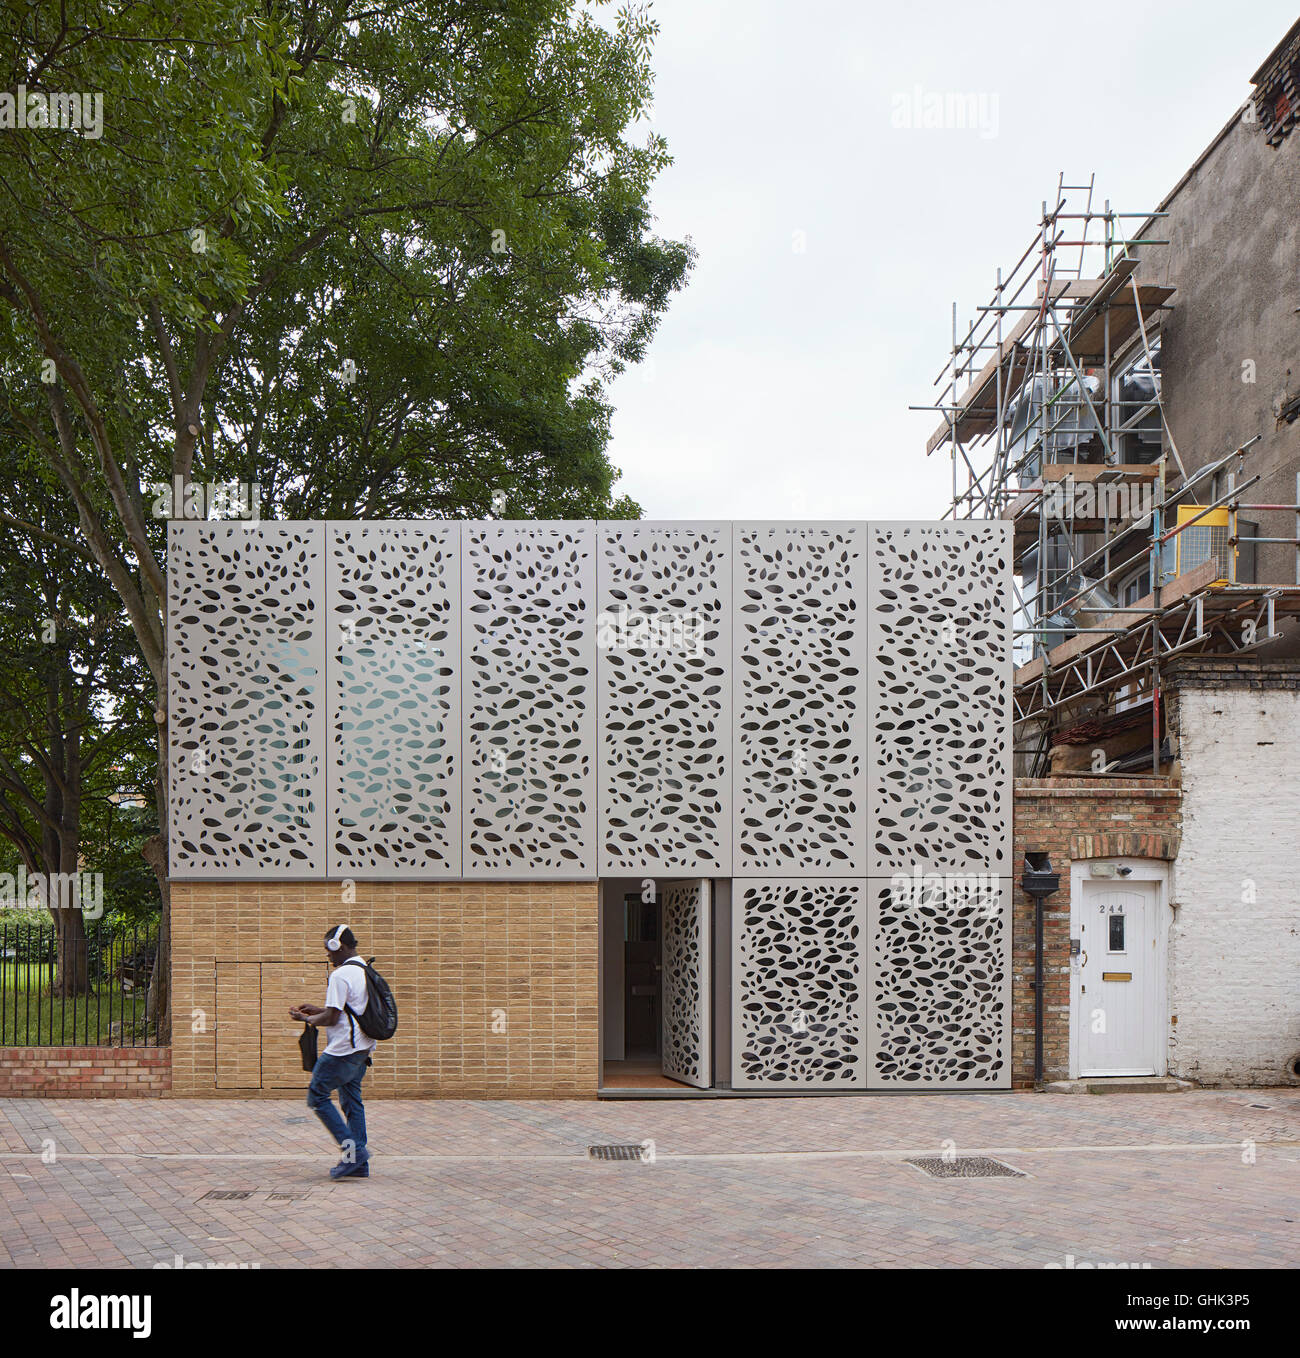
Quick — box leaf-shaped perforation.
[597,524,731,874]
[868,524,1011,873]
[733,525,867,873]
[867,874,1009,1087]
[327,523,460,875]
[168,523,325,876]
[662,880,709,1083]
[462,524,595,875]
[732,878,866,1087]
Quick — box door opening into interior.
[619,890,663,1082]
[601,878,712,1092]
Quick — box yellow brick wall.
[170,881,599,1098]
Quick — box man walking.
[290,925,375,1179]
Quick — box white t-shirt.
[323,961,378,1057]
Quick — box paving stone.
[0,1090,1296,1267]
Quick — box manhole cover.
[588,1143,651,1162]
[267,1190,310,1202]
[905,1156,1026,1179]
[200,1190,255,1201]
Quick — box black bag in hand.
[299,1021,319,1072]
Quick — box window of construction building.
[1111,338,1162,464]
[1119,565,1150,607]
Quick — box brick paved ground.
[1,1089,1297,1268]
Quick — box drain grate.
[200,1190,255,1201]
[588,1143,651,1162]
[905,1156,1025,1179]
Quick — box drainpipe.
[1022,852,1061,1091]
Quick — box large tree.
[0,444,154,996]
[0,1,691,1035]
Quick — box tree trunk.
[143,733,171,1042]
[51,905,90,997]
[40,698,90,998]
[142,836,170,1039]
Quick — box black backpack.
[340,957,398,1042]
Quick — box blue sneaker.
[329,1150,371,1180]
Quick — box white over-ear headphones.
[326,924,348,952]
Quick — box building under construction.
[922,151,1300,778]
[919,17,1300,1092]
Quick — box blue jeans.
[307,1051,369,1160]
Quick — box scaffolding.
[915,175,1300,775]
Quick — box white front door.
[1078,880,1158,1076]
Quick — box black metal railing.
[0,920,159,1047]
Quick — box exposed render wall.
[1134,112,1300,596]
[1170,685,1300,1085]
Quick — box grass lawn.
[0,974,155,1047]
[0,961,53,988]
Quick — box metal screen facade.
[865,522,1012,1088]
[732,877,867,1088]
[867,522,1012,876]
[460,523,597,878]
[327,521,461,877]
[169,519,1012,1089]
[168,522,326,878]
[597,523,731,876]
[660,878,712,1088]
[732,524,868,875]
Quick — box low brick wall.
[0,1045,171,1097]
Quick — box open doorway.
[614,890,665,1087]
[601,878,712,1091]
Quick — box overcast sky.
[601,0,1296,521]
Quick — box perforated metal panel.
[731,878,867,1089]
[327,522,461,877]
[168,522,326,878]
[460,522,597,878]
[661,878,712,1088]
[867,522,1012,875]
[732,524,867,875]
[597,522,731,876]
[867,873,1011,1089]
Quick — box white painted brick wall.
[1170,688,1300,1085]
